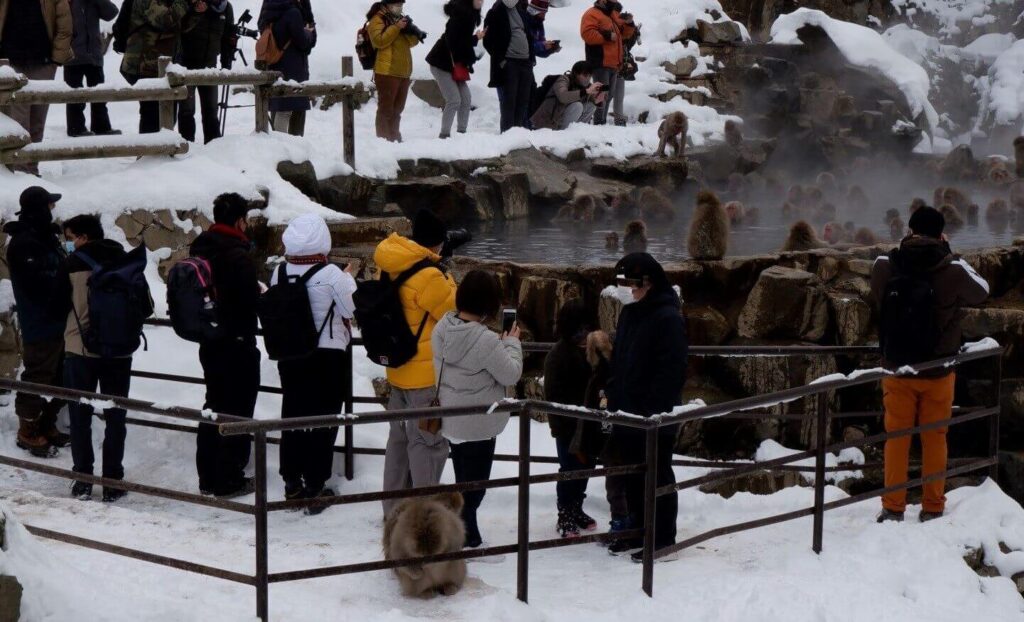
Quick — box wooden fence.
[0,56,372,168]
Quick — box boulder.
[318,174,383,216]
[0,575,20,622]
[141,224,193,252]
[590,156,689,192]
[999,450,1024,505]
[475,170,531,219]
[115,212,146,241]
[737,266,829,341]
[504,149,575,201]
[410,79,446,109]
[828,293,872,346]
[695,19,744,44]
[518,277,582,341]
[684,305,733,345]
[662,56,699,78]
[276,160,322,203]
[381,177,477,223]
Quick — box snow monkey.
[983,157,1013,185]
[941,187,970,212]
[383,493,467,598]
[939,204,964,228]
[884,208,900,226]
[638,186,675,222]
[853,227,878,246]
[781,221,824,252]
[822,221,851,245]
[655,111,688,158]
[686,190,729,260]
[724,119,743,148]
[724,201,746,225]
[605,231,620,251]
[554,194,598,223]
[889,216,906,241]
[623,220,648,254]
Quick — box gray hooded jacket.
[432,311,523,443]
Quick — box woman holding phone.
[431,270,523,548]
[426,0,485,138]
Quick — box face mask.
[63,240,76,254]
[389,4,403,15]
[616,285,636,304]
[502,0,518,8]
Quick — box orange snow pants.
[881,374,956,514]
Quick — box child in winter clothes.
[270,214,358,513]
[432,270,523,547]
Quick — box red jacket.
[580,4,635,70]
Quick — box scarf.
[286,254,329,265]
[209,223,249,242]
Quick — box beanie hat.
[908,205,944,239]
[412,209,447,248]
[614,252,669,289]
[529,0,549,11]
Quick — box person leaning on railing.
[119,0,191,134]
[870,205,990,524]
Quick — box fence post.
[254,432,269,621]
[989,356,1003,483]
[343,345,354,481]
[157,57,175,131]
[254,83,270,133]
[341,57,356,169]
[812,392,828,554]
[516,408,531,603]
[641,426,657,597]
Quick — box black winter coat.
[3,210,66,344]
[426,3,481,73]
[189,226,260,340]
[482,0,535,88]
[179,1,235,70]
[543,338,591,440]
[67,0,118,67]
[258,0,315,112]
[606,287,688,418]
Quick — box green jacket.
[180,1,234,70]
[119,0,189,79]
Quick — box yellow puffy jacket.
[367,10,419,79]
[372,233,456,390]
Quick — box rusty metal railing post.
[516,407,531,603]
[343,345,355,480]
[641,426,658,597]
[812,392,828,554]
[989,356,1003,483]
[254,432,269,621]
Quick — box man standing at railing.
[0,0,73,175]
[870,206,989,524]
[605,252,687,563]
[64,0,120,138]
[177,0,234,143]
[118,0,190,133]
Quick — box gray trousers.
[592,67,622,125]
[382,386,450,518]
[430,65,472,137]
[559,101,597,129]
[271,110,307,136]
[2,63,57,175]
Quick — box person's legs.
[451,437,496,546]
[456,80,472,133]
[197,84,221,142]
[65,354,99,476]
[612,71,625,124]
[25,64,57,143]
[616,428,646,547]
[139,101,161,134]
[16,338,65,451]
[580,101,597,125]
[303,350,344,493]
[592,67,614,125]
[382,389,412,518]
[97,357,131,481]
[85,65,114,134]
[499,65,518,132]
[391,78,411,142]
[430,66,461,138]
[654,429,678,546]
[223,343,259,491]
[403,389,449,487]
[277,357,306,493]
[271,111,293,134]
[287,109,306,137]
[198,341,258,495]
[555,436,590,508]
[374,73,399,140]
[882,377,918,514]
[63,64,88,135]
[557,102,585,130]
[177,86,199,142]
[512,63,534,129]
[918,374,955,514]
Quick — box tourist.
[525,0,559,59]
[580,0,635,126]
[271,214,357,513]
[64,0,120,138]
[870,206,989,523]
[375,210,458,518]
[120,0,191,134]
[483,0,536,132]
[4,187,70,458]
[605,252,687,562]
[60,215,135,502]
[189,193,261,498]
[258,0,316,136]
[543,298,601,538]
[178,0,236,142]
[0,0,73,174]
[426,0,484,139]
[433,270,523,547]
[530,60,605,130]
[367,0,421,142]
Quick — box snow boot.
[918,510,944,523]
[16,419,57,458]
[876,509,905,523]
[71,481,93,500]
[557,506,580,538]
[102,486,127,503]
[40,418,71,448]
[570,504,597,532]
[303,487,335,517]
[284,480,305,509]
[630,548,679,564]
[463,514,483,549]
[607,538,643,556]
[215,477,255,500]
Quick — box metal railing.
[0,335,1003,621]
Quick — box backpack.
[255,24,291,69]
[111,0,137,54]
[166,257,223,343]
[258,263,335,362]
[72,245,154,358]
[879,251,941,366]
[352,259,437,368]
[529,73,562,120]
[356,22,377,71]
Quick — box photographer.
[426,0,484,139]
[119,0,191,134]
[178,0,235,143]
[258,0,316,136]
[580,0,635,125]
[367,0,423,142]
[530,61,604,130]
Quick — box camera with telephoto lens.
[235,9,259,40]
[401,16,429,43]
[440,228,471,259]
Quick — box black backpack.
[529,73,562,120]
[111,0,138,54]
[72,245,154,357]
[353,259,437,368]
[166,257,224,343]
[258,263,336,362]
[879,251,941,366]
[356,21,377,71]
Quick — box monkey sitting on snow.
[686,190,729,260]
[655,111,688,158]
[383,493,467,598]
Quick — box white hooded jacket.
[270,214,357,351]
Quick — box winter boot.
[39,417,71,448]
[215,477,255,500]
[570,503,597,532]
[71,481,93,500]
[102,486,127,503]
[463,513,483,548]
[16,419,57,458]
[303,487,335,517]
[607,537,643,556]
[876,509,905,523]
[284,480,305,508]
[918,510,944,523]
[557,506,580,538]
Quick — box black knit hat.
[412,209,447,248]
[908,205,945,239]
[614,252,669,289]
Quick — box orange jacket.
[580,5,635,70]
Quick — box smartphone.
[598,84,611,93]
[502,308,517,334]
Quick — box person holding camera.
[530,60,604,130]
[580,0,635,126]
[367,0,423,142]
[258,0,316,136]
[525,0,559,59]
[119,0,191,134]
[483,0,536,133]
[178,0,235,143]
[426,0,484,139]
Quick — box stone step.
[250,216,410,258]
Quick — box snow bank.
[962,32,1018,62]
[890,0,1015,39]
[985,39,1024,129]
[771,9,940,130]
[754,439,864,484]
[0,113,29,143]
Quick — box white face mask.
[388,4,404,16]
[502,0,519,8]
[616,286,636,304]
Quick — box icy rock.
[473,169,531,220]
[0,575,21,622]
[828,292,872,346]
[410,79,446,109]
[737,266,829,341]
[700,469,804,498]
[319,174,384,216]
[695,19,744,45]
[589,156,689,193]
[276,160,322,204]
[662,56,699,78]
